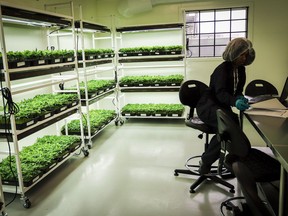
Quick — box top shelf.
[0,3,72,27]
[75,20,110,32]
[116,23,183,32]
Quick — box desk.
[245,114,288,216]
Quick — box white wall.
[91,0,288,90]
[4,0,288,90]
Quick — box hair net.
[222,38,255,64]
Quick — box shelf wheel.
[82,149,89,157]
[23,199,31,209]
[1,212,8,216]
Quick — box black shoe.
[198,160,211,175]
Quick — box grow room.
[0,0,287,216]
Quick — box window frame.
[185,7,249,58]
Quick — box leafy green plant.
[119,75,184,86]
[61,109,116,135]
[68,79,116,97]
[121,103,184,116]
[0,135,81,184]
[118,45,183,54]
[0,93,79,127]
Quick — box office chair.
[174,80,235,194]
[245,79,278,97]
[216,109,281,216]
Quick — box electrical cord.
[0,81,19,207]
[1,87,19,115]
[220,196,246,216]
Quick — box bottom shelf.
[61,109,117,136]
[121,103,184,118]
[0,135,84,190]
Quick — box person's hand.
[237,95,249,103]
[235,99,249,111]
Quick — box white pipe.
[118,0,193,17]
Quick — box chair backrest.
[245,79,278,97]
[179,80,208,119]
[179,80,208,107]
[216,109,250,157]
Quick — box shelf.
[122,114,185,119]
[1,4,72,27]
[116,23,183,32]
[0,106,78,141]
[81,88,116,106]
[118,55,184,63]
[1,63,75,81]
[2,140,83,194]
[120,86,180,92]
[75,20,110,32]
[78,59,113,68]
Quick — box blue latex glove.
[235,99,249,111]
[237,95,249,103]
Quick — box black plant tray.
[53,105,69,114]
[167,113,183,117]
[41,161,58,173]
[8,60,31,69]
[152,113,167,117]
[29,59,48,66]
[121,113,137,116]
[62,57,75,63]
[48,58,63,64]
[68,141,82,152]
[57,150,70,162]
[119,52,150,57]
[0,118,38,130]
[38,111,55,121]
[2,172,43,187]
[67,100,79,108]
[81,88,112,99]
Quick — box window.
[185,7,248,58]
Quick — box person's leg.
[198,135,220,174]
[198,109,239,174]
[201,135,220,165]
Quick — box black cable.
[1,87,19,115]
[48,26,67,35]
[0,81,19,206]
[220,196,245,216]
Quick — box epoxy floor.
[3,118,266,216]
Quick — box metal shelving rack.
[0,1,88,208]
[68,7,121,147]
[116,23,187,120]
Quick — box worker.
[196,37,256,174]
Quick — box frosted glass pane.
[231,32,246,39]
[231,20,246,31]
[232,9,247,19]
[200,46,214,57]
[200,34,214,45]
[215,46,226,56]
[191,47,199,57]
[200,22,214,33]
[215,33,230,45]
[186,12,199,22]
[216,10,230,20]
[186,23,199,34]
[200,11,214,21]
[188,35,199,46]
[215,21,230,32]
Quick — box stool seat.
[185,117,214,134]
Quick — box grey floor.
[3,117,266,216]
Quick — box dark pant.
[201,110,239,165]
